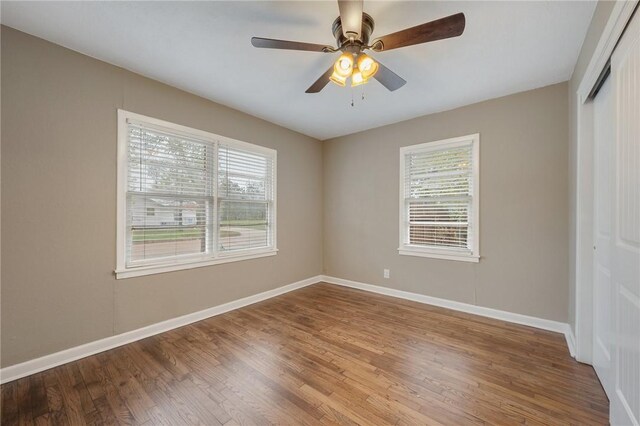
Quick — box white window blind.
[218,144,274,252]
[127,123,214,266]
[117,110,277,278]
[399,134,479,262]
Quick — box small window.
[116,110,277,279]
[399,134,479,262]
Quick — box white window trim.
[398,133,480,263]
[116,109,277,279]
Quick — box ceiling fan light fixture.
[357,54,379,80]
[333,53,354,77]
[351,66,367,87]
[330,71,347,87]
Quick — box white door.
[610,10,640,426]
[593,75,615,399]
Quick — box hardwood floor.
[1,283,608,425]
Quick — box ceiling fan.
[251,0,465,93]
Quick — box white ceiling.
[1,1,596,140]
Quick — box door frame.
[574,0,638,364]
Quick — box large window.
[399,134,479,262]
[116,110,276,278]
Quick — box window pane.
[409,224,468,248]
[218,201,269,252]
[127,196,211,263]
[126,122,215,266]
[404,142,474,252]
[408,200,470,249]
[128,125,213,197]
[217,143,274,253]
[218,145,272,201]
[405,146,472,199]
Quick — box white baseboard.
[0,275,322,384]
[564,325,577,358]
[320,275,576,357]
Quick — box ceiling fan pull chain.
[351,87,355,107]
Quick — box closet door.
[592,75,615,399]
[610,10,640,426]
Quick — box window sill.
[398,247,479,263]
[115,248,278,279]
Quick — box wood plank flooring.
[1,283,608,425]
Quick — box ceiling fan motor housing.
[332,13,375,52]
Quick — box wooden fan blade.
[306,65,335,93]
[251,37,332,52]
[338,0,363,40]
[373,60,406,91]
[372,13,465,51]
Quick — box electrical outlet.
[383,269,390,279]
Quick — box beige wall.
[1,26,323,367]
[567,1,615,335]
[323,83,569,322]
